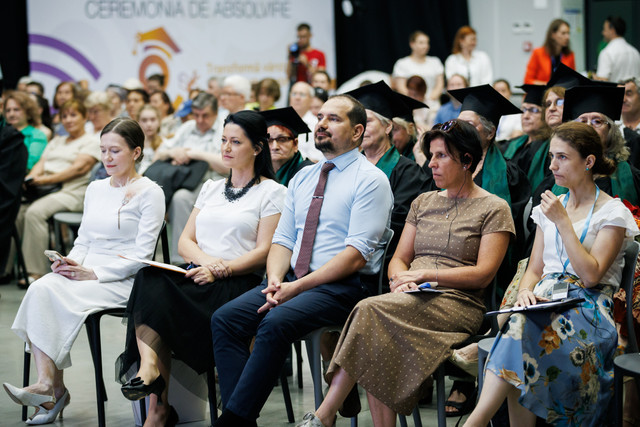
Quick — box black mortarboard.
[313,87,329,102]
[260,107,310,137]
[546,63,593,89]
[517,84,546,106]
[448,84,522,127]
[561,85,625,121]
[346,80,425,120]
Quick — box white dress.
[11,177,165,369]
[392,55,444,97]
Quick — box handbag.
[22,182,62,203]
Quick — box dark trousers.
[210,270,368,420]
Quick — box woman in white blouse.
[392,31,445,106]
[3,118,166,425]
[445,26,493,87]
[117,110,286,426]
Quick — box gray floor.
[0,282,466,426]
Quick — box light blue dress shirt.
[272,148,393,275]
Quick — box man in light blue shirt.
[211,95,393,426]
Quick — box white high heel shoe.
[3,383,55,407]
[26,389,70,425]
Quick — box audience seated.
[149,90,180,139]
[290,81,323,162]
[445,26,493,87]
[211,95,393,427]
[3,118,165,425]
[117,110,285,426]
[29,93,53,141]
[433,74,468,125]
[247,78,280,112]
[153,92,227,263]
[125,89,149,120]
[3,90,48,170]
[464,122,639,427]
[260,106,313,186]
[17,99,100,283]
[392,31,444,110]
[297,120,514,427]
[500,84,552,194]
[311,70,332,93]
[524,19,575,85]
[51,81,78,137]
[391,115,420,163]
[493,79,523,141]
[0,111,27,280]
[619,77,640,168]
[106,84,127,117]
[136,104,164,174]
[145,73,165,94]
[310,87,328,117]
[84,90,114,135]
[219,75,251,116]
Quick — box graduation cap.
[260,107,310,137]
[561,85,625,121]
[546,63,593,89]
[517,84,547,106]
[345,80,426,120]
[448,84,522,127]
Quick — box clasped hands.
[52,257,98,281]
[185,258,231,285]
[388,270,430,293]
[170,147,192,165]
[258,279,301,313]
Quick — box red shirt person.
[287,23,326,84]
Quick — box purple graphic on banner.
[29,34,101,80]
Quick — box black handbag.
[22,182,62,203]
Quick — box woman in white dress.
[3,118,166,425]
[444,26,493,87]
[392,31,445,107]
[117,110,286,426]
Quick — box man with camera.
[287,23,326,85]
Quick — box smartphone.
[44,250,66,264]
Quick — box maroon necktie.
[294,162,335,278]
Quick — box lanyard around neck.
[555,186,600,274]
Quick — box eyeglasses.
[544,98,564,108]
[432,120,457,132]
[522,106,541,114]
[574,117,608,129]
[268,136,294,144]
[220,91,240,97]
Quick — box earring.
[586,166,590,171]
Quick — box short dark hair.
[606,16,626,37]
[147,73,165,87]
[297,23,311,32]
[409,30,427,43]
[60,98,87,118]
[224,110,275,180]
[552,121,616,176]
[127,88,150,103]
[258,78,281,102]
[328,94,366,135]
[407,75,427,97]
[26,81,45,97]
[421,119,483,173]
[101,118,146,163]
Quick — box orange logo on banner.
[133,27,181,90]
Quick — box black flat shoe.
[165,405,179,427]
[121,375,166,402]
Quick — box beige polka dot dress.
[327,191,515,415]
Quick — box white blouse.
[532,196,639,286]
[194,178,286,260]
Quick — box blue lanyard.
[554,186,600,274]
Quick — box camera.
[289,43,300,58]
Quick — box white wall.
[468,0,585,90]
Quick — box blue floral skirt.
[485,273,618,426]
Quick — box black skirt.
[116,266,262,382]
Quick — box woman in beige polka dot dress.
[297,119,515,427]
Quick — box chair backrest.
[155,220,170,264]
[621,240,640,353]
[377,228,395,295]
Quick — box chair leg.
[280,369,295,423]
[304,332,325,410]
[412,406,423,427]
[294,340,304,389]
[85,314,107,427]
[435,365,446,427]
[22,349,30,421]
[398,414,408,427]
[12,227,29,285]
[615,365,623,427]
[207,368,218,422]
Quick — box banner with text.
[28,0,335,105]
